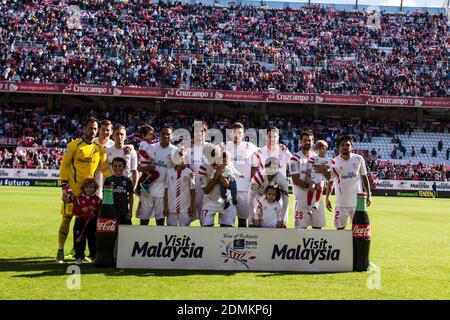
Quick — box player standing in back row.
[251,127,291,227]
[326,135,371,230]
[220,122,259,227]
[289,130,330,230]
[136,125,177,226]
[106,124,138,190]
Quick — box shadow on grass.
[0,257,348,278]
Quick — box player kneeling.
[253,185,285,228]
[164,148,196,226]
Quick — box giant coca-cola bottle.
[95,185,117,268]
[352,192,371,271]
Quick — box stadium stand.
[1,104,448,181]
[0,1,448,96]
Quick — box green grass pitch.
[0,186,449,300]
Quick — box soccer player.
[104,157,134,225]
[325,135,371,230]
[94,119,134,198]
[251,127,292,177]
[187,121,209,224]
[251,127,292,226]
[164,148,196,226]
[106,124,138,190]
[94,120,115,149]
[289,130,330,230]
[220,122,259,227]
[57,117,111,263]
[198,146,236,227]
[136,125,177,226]
[247,157,289,227]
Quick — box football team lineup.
[0,186,449,299]
[0,0,449,303]
[53,119,372,271]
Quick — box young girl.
[73,178,102,264]
[253,185,284,228]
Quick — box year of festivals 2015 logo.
[220,239,256,269]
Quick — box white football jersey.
[138,140,154,164]
[148,143,177,197]
[255,197,283,228]
[94,138,115,195]
[94,137,114,148]
[188,143,208,191]
[252,145,292,176]
[198,163,227,204]
[106,145,138,178]
[249,169,289,221]
[220,141,259,192]
[331,153,368,207]
[307,154,332,183]
[288,150,317,200]
[250,170,289,197]
[165,167,195,213]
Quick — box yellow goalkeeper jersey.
[60,138,111,195]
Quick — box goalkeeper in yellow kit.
[56,117,111,263]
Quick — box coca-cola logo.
[352,224,371,239]
[96,218,117,233]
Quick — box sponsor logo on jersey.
[154,160,169,168]
[341,172,357,179]
[77,157,95,164]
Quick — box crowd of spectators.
[1,104,449,181]
[2,104,439,149]
[0,1,448,96]
[367,157,449,181]
[0,146,63,169]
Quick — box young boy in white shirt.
[305,140,331,214]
